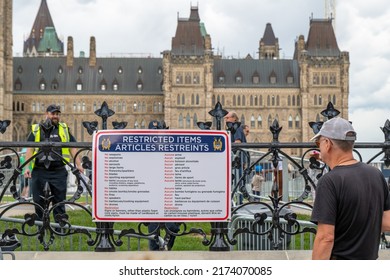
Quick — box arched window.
[292,95,295,106]
[178,114,183,128]
[237,95,241,106]
[288,96,291,106]
[233,95,236,106]
[196,94,199,105]
[319,95,323,105]
[257,115,262,128]
[254,96,258,106]
[333,95,336,105]
[193,113,198,127]
[191,94,195,105]
[240,114,245,125]
[182,94,185,105]
[186,113,191,128]
[314,95,318,105]
[271,96,275,106]
[295,115,301,128]
[133,102,138,112]
[212,95,216,106]
[250,95,254,106]
[250,115,255,128]
[288,115,293,128]
[177,94,180,105]
[297,95,301,106]
[267,95,270,106]
[153,102,158,112]
[276,96,280,106]
[242,95,246,106]
[268,114,273,127]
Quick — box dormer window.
[252,71,260,84]
[100,79,107,91]
[51,79,59,90]
[76,78,83,91]
[217,70,225,84]
[113,79,119,91]
[118,67,123,74]
[78,66,83,74]
[137,66,143,74]
[157,67,162,74]
[235,70,243,84]
[39,78,46,90]
[14,78,22,91]
[269,70,277,84]
[17,66,23,74]
[136,79,143,91]
[38,66,43,74]
[58,66,63,74]
[98,66,103,74]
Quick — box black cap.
[46,104,61,113]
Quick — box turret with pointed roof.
[171,6,210,55]
[259,23,279,59]
[23,0,63,57]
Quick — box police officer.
[24,104,83,222]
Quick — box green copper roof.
[200,22,207,37]
[37,27,63,53]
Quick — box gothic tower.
[259,23,280,59]
[297,18,350,141]
[163,6,214,128]
[23,0,64,57]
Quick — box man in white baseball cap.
[310,117,390,260]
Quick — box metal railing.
[0,101,389,254]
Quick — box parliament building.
[2,0,350,156]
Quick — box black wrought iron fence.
[0,101,389,253]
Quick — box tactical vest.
[31,122,71,168]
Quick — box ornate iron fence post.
[83,101,127,252]
[205,102,235,251]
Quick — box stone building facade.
[0,0,13,141]
[8,1,350,156]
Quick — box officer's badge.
[213,137,223,151]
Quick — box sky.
[12,0,390,161]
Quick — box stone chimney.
[89,36,96,67]
[66,36,74,67]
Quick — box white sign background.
[92,130,231,222]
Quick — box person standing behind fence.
[24,104,83,223]
[224,111,246,143]
[251,166,264,201]
[310,117,390,260]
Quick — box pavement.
[1,250,390,260]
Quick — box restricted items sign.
[92,130,231,222]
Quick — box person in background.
[224,111,246,143]
[311,117,390,260]
[251,165,264,201]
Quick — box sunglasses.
[315,137,332,148]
